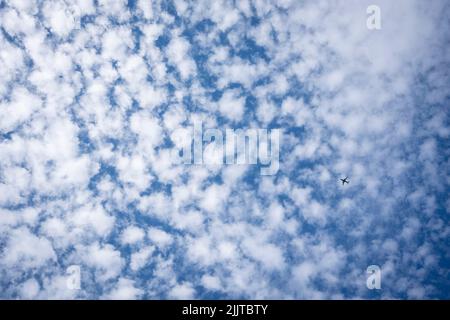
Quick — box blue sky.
[0,0,449,299]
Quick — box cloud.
[103,278,144,300]
[80,243,124,282]
[1,227,56,270]
[168,282,196,300]
[0,0,449,300]
[120,226,146,245]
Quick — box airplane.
[340,177,349,185]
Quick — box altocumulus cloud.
[0,0,449,299]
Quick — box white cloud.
[103,278,144,300]
[166,35,196,80]
[1,227,56,269]
[130,246,154,271]
[148,227,173,248]
[168,282,196,299]
[201,274,222,291]
[217,90,246,122]
[19,278,40,299]
[70,205,115,237]
[81,243,124,282]
[42,1,77,37]
[0,0,448,300]
[120,226,146,245]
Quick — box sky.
[0,0,449,299]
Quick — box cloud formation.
[0,0,449,299]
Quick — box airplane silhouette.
[340,177,349,185]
